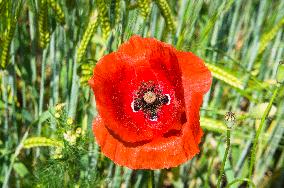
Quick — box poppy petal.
[176,51,212,94]
[176,51,212,139]
[89,36,212,169]
[89,36,187,143]
[93,115,200,169]
[89,52,155,143]
[117,35,184,100]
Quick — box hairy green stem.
[217,129,231,188]
[248,86,280,180]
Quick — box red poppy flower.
[89,35,212,169]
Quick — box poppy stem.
[217,128,231,188]
[248,85,280,182]
[148,170,155,188]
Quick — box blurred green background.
[0,0,284,187]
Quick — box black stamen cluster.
[133,81,169,120]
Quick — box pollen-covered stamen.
[143,91,157,104]
[132,81,171,120]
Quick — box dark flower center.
[132,81,170,121]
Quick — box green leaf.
[13,162,29,178]
[38,110,52,125]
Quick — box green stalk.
[1,70,9,184]
[67,55,79,118]
[113,166,122,188]
[2,129,29,188]
[49,32,59,132]
[36,49,48,158]
[217,129,231,188]
[28,8,37,84]
[148,170,155,188]
[124,168,133,188]
[248,86,280,180]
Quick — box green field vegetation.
[0,0,284,187]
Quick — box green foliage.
[277,61,284,84]
[0,0,21,68]
[1,0,284,187]
[258,16,284,55]
[97,0,111,39]
[77,11,98,63]
[46,0,65,25]
[113,0,121,24]
[154,0,175,33]
[38,0,50,48]
[138,0,151,18]
[13,162,29,178]
[205,63,245,90]
[0,18,16,69]
[200,117,227,134]
[23,137,63,148]
[78,61,96,85]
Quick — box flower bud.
[66,117,74,125]
[224,111,236,129]
[55,112,61,118]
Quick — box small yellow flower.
[55,103,65,111]
[67,117,74,125]
[76,127,82,135]
[75,128,82,138]
[52,147,63,159]
[63,131,76,145]
[55,112,60,118]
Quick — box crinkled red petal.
[90,36,212,169]
[89,53,152,142]
[175,51,212,139]
[93,115,200,169]
[176,51,212,94]
[89,36,185,143]
[117,35,185,102]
